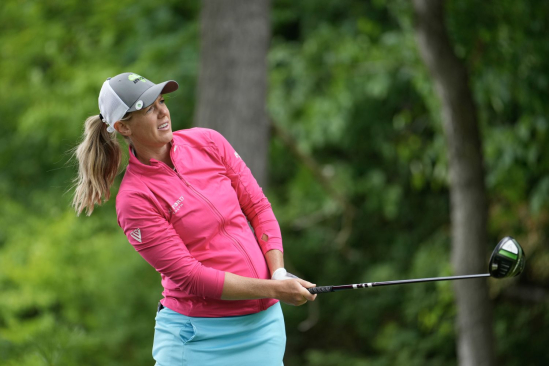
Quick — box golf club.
[308,236,525,294]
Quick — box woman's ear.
[114,121,131,137]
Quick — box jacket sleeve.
[207,128,284,255]
[116,191,225,299]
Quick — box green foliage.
[269,1,549,365]
[0,1,199,365]
[1,0,548,365]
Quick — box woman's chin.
[159,129,173,141]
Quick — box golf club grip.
[308,286,334,294]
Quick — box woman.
[72,72,316,365]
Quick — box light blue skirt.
[152,302,285,366]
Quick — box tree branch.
[271,120,356,255]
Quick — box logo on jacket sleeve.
[130,228,142,243]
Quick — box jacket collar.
[126,141,177,175]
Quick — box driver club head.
[489,237,525,279]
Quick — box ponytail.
[72,115,122,216]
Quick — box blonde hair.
[72,114,131,216]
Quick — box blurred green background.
[1,0,548,365]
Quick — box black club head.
[489,237,525,279]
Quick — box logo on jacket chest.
[171,196,185,213]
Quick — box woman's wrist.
[265,279,282,299]
[265,249,284,277]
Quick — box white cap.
[98,72,178,132]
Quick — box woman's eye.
[160,99,165,104]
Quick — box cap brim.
[127,80,179,112]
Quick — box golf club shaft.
[308,273,490,294]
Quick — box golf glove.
[271,268,299,280]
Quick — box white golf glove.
[271,268,299,280]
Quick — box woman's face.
[116,95,173,149]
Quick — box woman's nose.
[158,101,168,117]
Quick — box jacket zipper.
[162,162,266,311]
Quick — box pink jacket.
[116,128,282,317]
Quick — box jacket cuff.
[258,238,283,255]
[199,267,226,299]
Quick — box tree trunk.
[195,0,271,187]
[411,1,495,365]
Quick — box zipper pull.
[174,167,190,187]
[172,169,184,181]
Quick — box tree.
[411,1,494,365]
[194,0,271,187]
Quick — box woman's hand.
[221,272,317,306]
[272,278,317,306]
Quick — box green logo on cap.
[128,74,147,83]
